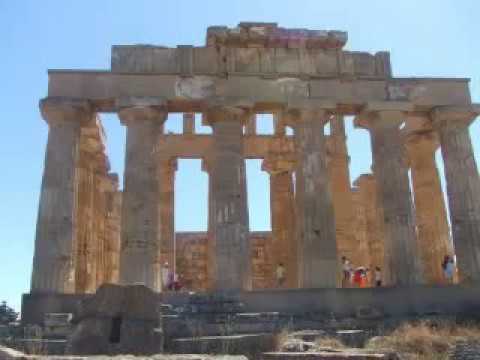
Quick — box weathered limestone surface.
[352,175,385,272]
[206,106,251,290]
[357,108,422,285]
[32,98,94,293]
[67,284,162,355]
[326,116,356,266]
[293,107,337,288]
[262,138,297,288]
[118,104,167,288]
[432,106,480,282]
[157,158,177,291]
[30,22,480,301]
[405,130,452,284]
[103,174,122,284]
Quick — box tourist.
[443,255,455,285]
[276,263,286,288]
[162,262,172,291]
[374,266,382,287]
[341,256,352,288]
[173,273,183,291]
[359,268,369,288]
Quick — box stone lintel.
[40,97,93,126]
[364,101,414,112]
[118,106,168,126]
[115,96,167,109]
[430,104,480,128]
[355,103,412,130]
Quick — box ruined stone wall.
[174,232,274,291]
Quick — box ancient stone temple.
[30,22,480,297]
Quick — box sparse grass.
[366,320,480,360]
[315,336,347,349]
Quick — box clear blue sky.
[0,0,479,312]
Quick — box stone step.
[170,333,277,359]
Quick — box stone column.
[158,157,177,291]
[31,98,93,293]
[245,113,256,135]
[183,112,195,134]
[353,174,385,272]
[103,173,122,284]
[356,105,423,285]
[74,130,97,293]
[431,106,480,282]
[326,115,357,265]
[405,130,452,284]
[292,105,338,288]
[262,156,297,288]
[118,103,167,289]
[201,158,215,290]
[205,105,251,290]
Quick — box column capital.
[40,97,94,127]
[204,101,253,126]
[118,106,168,127]
[286,99,336,126]
[430,105,480,131]
[262,155,296,176]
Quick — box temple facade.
[30,22,480,294]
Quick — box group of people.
[341,257,382,288]
[161,262,183,291]
[341,254,457,287]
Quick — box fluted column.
[74,131,97,293]
[406,131,452,284]
[118,102,167,289]
[183,112,195,134]
[292,105,338,288]
[31,98,93,293]
[205,105,251,290]
[158,157,177,291]
[431,106,480,282]
[262,156,297,288]
[353,174,385,272]
[103,173,122,284]
[201,158,215,290]
[326,115,357,265]
[356,105,423,285]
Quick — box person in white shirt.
[341,256,352,288]
[443,256,455,284]
[276,263,286,288]
[374,266,382,287]
[161,262,172,291]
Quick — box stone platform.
[22,285,480,327]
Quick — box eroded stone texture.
[262,137,297,288]
[67,284,162,355]
[118,104,167,288]
[205,106,251,290]
[32,98,94,293]
[357,109,423,286]
[157,158,177,291]
[405,130,452,284]
[293,107,337,288]
[326,115,357,266]
[352,175,385,273]
[432,106,480,282]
